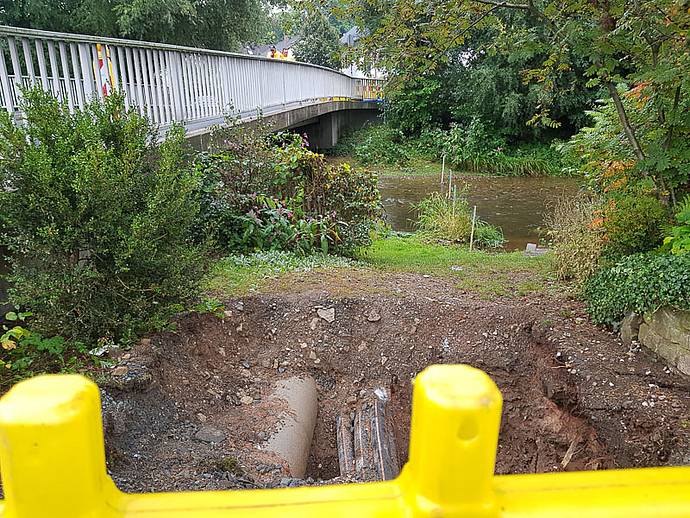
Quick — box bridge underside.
[189,100,382,150]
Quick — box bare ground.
[102,269,690,492]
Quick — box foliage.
[583,252,690,326]
[333,124,413,166]
[661,196,690,255]
[0,0,270,52]
[340,0,690,200]
[544,193,606,281]
[602,195,668,260]
[198,124,381,256]
[562,89,690,198]
[384,78,450,135]
[415,192,505,248]
[293,8,341,69]
[1,309,89,390]
[0,89,203,345]
[334,122,565,176]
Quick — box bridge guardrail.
[0,364,689,517]
[0,26,383,136]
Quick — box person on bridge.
[267,45,278,58]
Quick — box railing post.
[0,375,117,517]
[401,364,502,517]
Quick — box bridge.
[0,26,383,148]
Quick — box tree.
[0,0,270,51]
[293,8,341,69]
[341,0,690,198]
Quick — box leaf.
[5,311,17,321]
[1,339,16,350]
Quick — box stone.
[309,351,317,360]
[309,317,320,331]
[195,426,226,443]
[140,338,151,346]
[240,396,254,405]
[112,365,129,376]
[620,312,642,345]
[317,307,335,323]
[678,355,690,376]
[367,311,381,322]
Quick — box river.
[379,174,581,250]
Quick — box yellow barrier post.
[400,365,502,517]
[0,375,119,517]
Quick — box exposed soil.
[102,269,690,492]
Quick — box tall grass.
[415,192,505,248]
[458,154,560,177]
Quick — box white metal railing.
[0,26,382,136]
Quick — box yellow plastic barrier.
[0,364,689,517]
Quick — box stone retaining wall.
[635,307,690,376]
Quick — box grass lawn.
[204,236,561,301]
[358,235,559,299]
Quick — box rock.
[317,307,335,323]
[367,311,381,322]
[620,312,642,345]
[112,365,129,376]
[240,396,254,405]
[241,360,250,369]
[346,395,357,404]
[197,413,207,422]
[195,426,226,443]
[235,301,244,311]
[140,338,151,347]
[309,317,320,331]
[272,359,279,369]
[309,351,317,360]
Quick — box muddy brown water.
[379,175,581,250]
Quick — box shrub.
[602,195,668,260]
[583,252,690,326]
[0,89,203,345]
[198,125,381,256]
[415,192,505,248]
[661,196,690,255]
[332,123,412,166]
[544,193,606,281]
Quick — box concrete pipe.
[261,375,318,478]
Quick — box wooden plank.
[336,388,400,482]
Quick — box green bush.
[332,123,413,166]
[0,89,203,345]
[198,125,381,256]
[603,195,668,260]
[583,252,690,326]
[415,192,505,248]
[661,196,690,255]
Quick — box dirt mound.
[102,271,690,492]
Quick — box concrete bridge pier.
[293,106,381,150]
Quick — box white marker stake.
[441,154,446,184]
[469,205,477,251]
